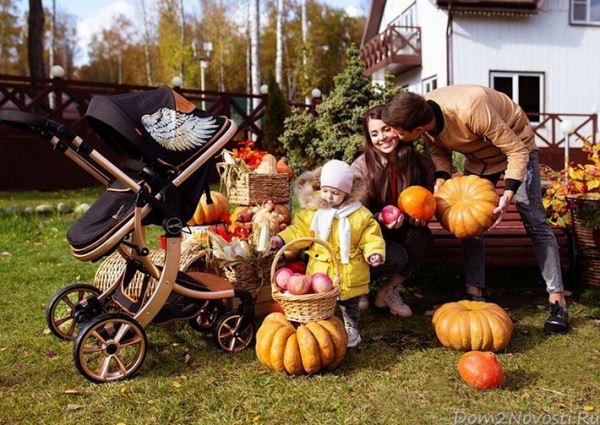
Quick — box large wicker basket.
[94,245,207,302]
[271,237,340,323]
[566,194,600,287]
[208,253,275,300]
[217,162,290,205]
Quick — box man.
[381,85,569,335]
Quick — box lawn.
[1,189,600,425]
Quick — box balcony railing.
[360,25,422,76]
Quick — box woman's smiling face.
[367,118,399,154]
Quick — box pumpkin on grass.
[255,312,348,375]
[458,351,504,390]
[191,191,229,225]
[434,175,499,239]
[432,300,513,352]
[398,186,436,221]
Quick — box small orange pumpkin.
[277,157,294,181]
[398,185,436,221]
[192,191,229,225]
[458,351,504,390]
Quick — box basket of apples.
[270,237,341,323]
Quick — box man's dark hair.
[381,92,433,131]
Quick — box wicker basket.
[567,194,600,250]
[94,245,207,302]
[209,253,275,300]
[580,250,600,288]
[217,162,290,205]
[271,237,340,323]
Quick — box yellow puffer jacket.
[278,167,385,301]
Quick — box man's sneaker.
[543,301,569,335]
[346,327,362,348]
[374,286,413,317]
[358,295,370,311]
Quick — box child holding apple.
[351,105,435,317]
[271,159,385,348]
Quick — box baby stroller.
[0,87,256,383]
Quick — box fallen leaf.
[172,381,182,389]
[0,347,7,352]
[0,251,11,257]
[43,350,56,358]
[43,329,51,335]
[172,343,180,347]
[64,389,81,395]
[584,405,595,412]
[66,403,83,411]
[147,400,156,405]
[116,422,126,425]
[252,415,261,422]
[184,353,191,364]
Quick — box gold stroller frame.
[1,110,256,383]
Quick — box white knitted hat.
[320,159,353,194]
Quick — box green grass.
[1,190,600,425]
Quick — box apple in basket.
[287,273,312,295]
[274,267,293,290]
[286,260,306,274]
[381,205,402,225]
[311,272,333,293]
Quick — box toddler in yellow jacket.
[271,159,385,347]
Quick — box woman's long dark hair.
[362,105,429,211]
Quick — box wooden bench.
[424,181,571,268]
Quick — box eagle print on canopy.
[141,108,219,152]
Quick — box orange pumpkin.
[192,191,229,225]
[458,351,504,390]
[398,185,436,221]
[277,157,294,181]
[432,300,513,352]
[434,175,499,239]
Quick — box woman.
[351,105,435,317]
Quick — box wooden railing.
[360,25,422,76]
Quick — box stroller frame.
[0,106,256,383]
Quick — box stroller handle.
[0,110,78,141]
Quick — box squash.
[398,185,436,221]
[255,313,348,375]
[255,154,278,174]
[434,175,499,239]
[432,300,513,352]
[191,191,229,225]
[458,351,504,390]
[277,157,294,180]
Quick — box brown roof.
[434,0,544,14]
[361,0,386,48]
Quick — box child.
[271,159,385,347]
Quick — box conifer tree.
[261,73,289,156]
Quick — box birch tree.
[140,0,153,85]
[275,0,283,85]
[249,0,260,109]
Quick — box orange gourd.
[255,313,347,375]
[458,351,504,390]
[191,191,229,225]
[277,157,294,181]
[434,175,499,239]
[432,300,513,352]
[398,185,436,221]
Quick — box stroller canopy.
[86,86,227,168]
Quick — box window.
[490,72,544,122]
[390,2,417,27]
[571,0,600,24]
[422,75,437,94]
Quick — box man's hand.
[407,216,429,227]
[433,178,445,194]
[489,190,515,230]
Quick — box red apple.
[286,260,306,274]
[381,205,402,224]
[287,273,312,295]
[274,267,293,290]
[238,210,253,223]
[311,272,333,293]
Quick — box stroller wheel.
[73,312,147,383]
[46,283,102,340]
[188,300,225,333]
[212,312,255,353]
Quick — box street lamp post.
[193,40,213,110]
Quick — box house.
[360,0,599,169]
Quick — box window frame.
[489,71,545,123]
[421,75,437,94]
[570,0,600,26]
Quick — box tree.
[0,0,20,74]
[279,45,399,172]
[27,0,45,79]
[261,73,289,156]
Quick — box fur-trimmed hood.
[294,166,368,210]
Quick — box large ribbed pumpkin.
[255,313,348,375]
[191,191,229,225]
[432,300,513,352]
[398,185,436,221]
[434,175,499,239]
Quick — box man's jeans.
[462,151,564,294]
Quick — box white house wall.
[450,0,600,142]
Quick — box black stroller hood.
[85,86,227,168]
